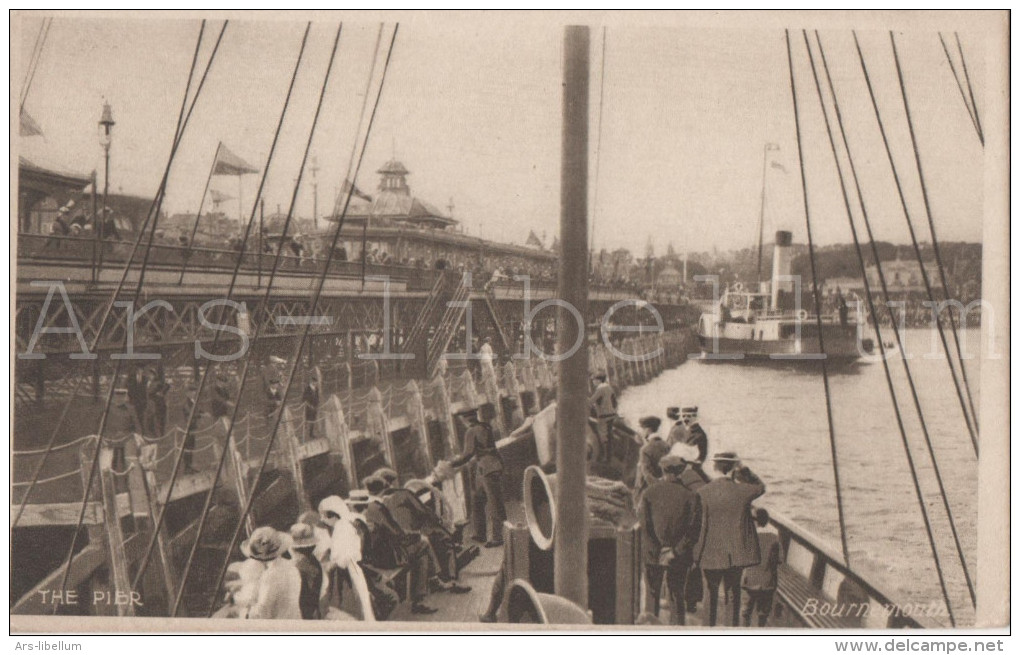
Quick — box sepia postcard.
[9,9,1009,635]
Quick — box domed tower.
[377,159,410,195]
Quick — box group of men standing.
[635,407,782,627]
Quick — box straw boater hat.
[666,407,681,420]
[681,406,698,417]
[711,451,740,463]
[289,523,317,549]
[241,526,291,562]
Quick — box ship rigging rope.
[205,24,400,618]
[357,25,388,288]
[937,32,983,145]
[589,26,608,259]
[136,22,332,606]
[890,32,981,450]
[170,23,365,616]
[20,16,52,113]
[783,29,851,568]
[14,19,220,533]
[854,32,979,455]
[812,30,974,613]
[50,22,224,609]
[953,32,984,146]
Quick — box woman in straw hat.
[242,527,301,620]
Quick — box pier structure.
[12,230,697,617]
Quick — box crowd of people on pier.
[217,401,512,622]
[220,464,480,621]
[629,405,784,628]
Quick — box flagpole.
[258,197,265,289]
[179,141,222,284]
[755,143,770,287]
[90,170,98,285]
[237,173,244,227]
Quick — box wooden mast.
[554,24,590,609]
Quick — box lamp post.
[98,101,115,271]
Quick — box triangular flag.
[340,178,372,202]
[213,144,259,176]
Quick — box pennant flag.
[212,144,259,176]
[770,160,788,173]
[19,110,43,137]
[340,178,373,203]
[525,230,544,249]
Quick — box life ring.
[796,309,808,321]
[733,282,744,292]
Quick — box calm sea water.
[618,329,982,625]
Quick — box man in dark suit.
[695,452,766,627]
[634,416,669,504]
[665,407,689,446]
[144,366,169,439]
[448,408,505,547]
[125,366,149,433]
[681,406,708,463]
[376,467,470,594]
[302,368,320,440]
[668,442,710,613]
[639,453,702,625]
[362,475,436,615]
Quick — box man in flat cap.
[639,452,702,625]
[634,416,669,504]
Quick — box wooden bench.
[775,563,859,629]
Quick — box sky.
[16,13,989,255]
